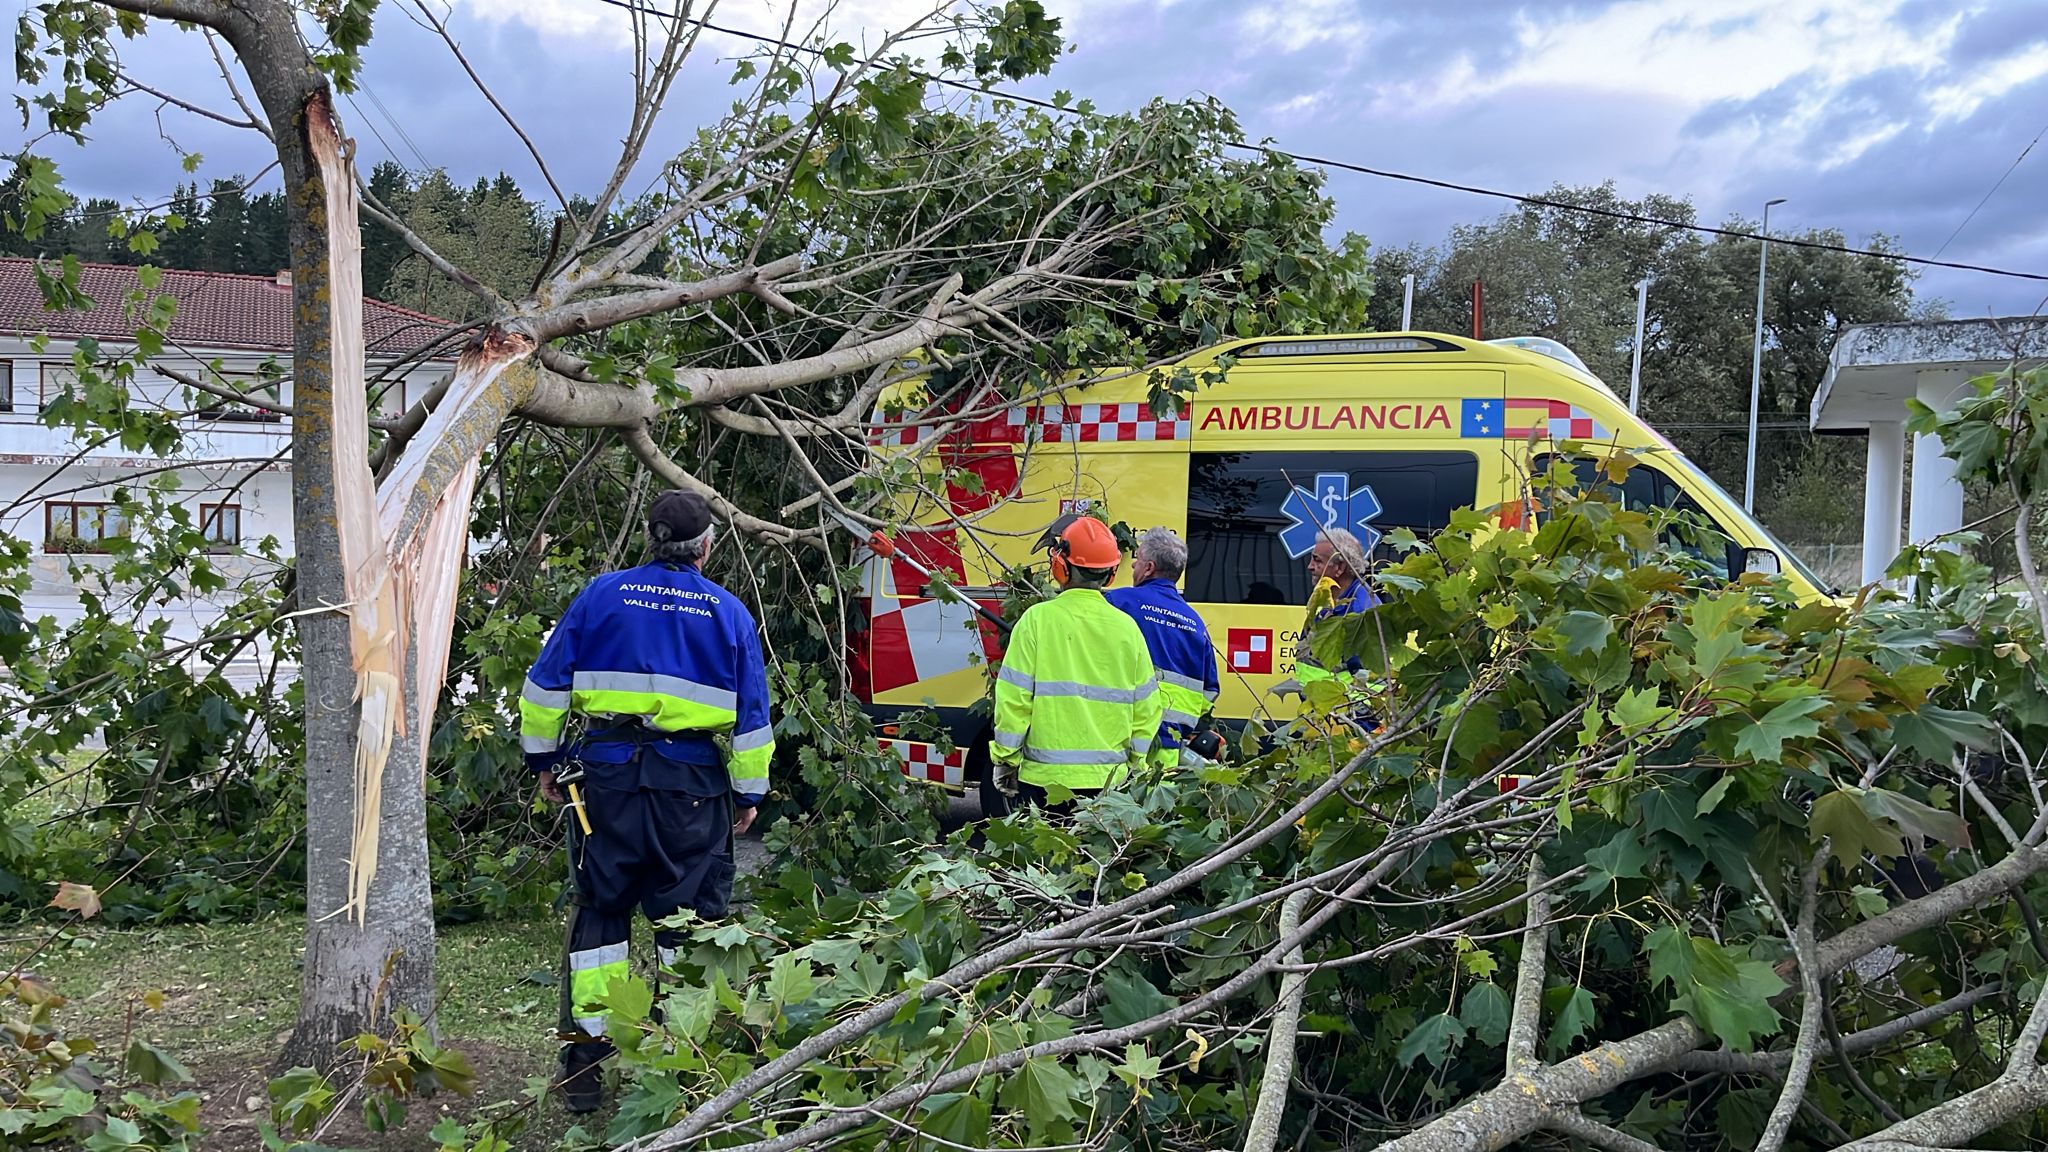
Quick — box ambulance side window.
[1544,455,1737,580]
[1184,450,1479,606]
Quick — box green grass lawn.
[43,914,565,1061]
[19,913,592,1149]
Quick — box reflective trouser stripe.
[569,942,629,1038]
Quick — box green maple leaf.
[1647,929,1788,1050]
[765,952,817,1012]
[999,1057,1084,1131]
[1670,939,1785,1052]
[1890,705,1995,760]
[1732,695,1827,764]
[1100,969,1176,1030]
[1556,611,1614,656]
[919,1092,991,1147]
[1576,829,1653,893]
[1610,685,1672,732]
[1396,1012,1467,1068]
[1544,985,1597,1056]
[1810,789,1905,867]
[1459,982,1511,1047]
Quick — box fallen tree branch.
[1753,845,1828,1152]
[1505,855,1550,1075]
[1244,890,1312,1152]
[1669,983,2003,1074]
[1543,1109,1666,1152]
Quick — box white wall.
[0,334,448,676]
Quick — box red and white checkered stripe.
[880,739,967,786]
[1004,403,1191,443]
[867,408,943,447]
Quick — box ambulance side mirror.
[1739,547,1782,577]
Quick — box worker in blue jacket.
[519,490,774,1113]
[1105,527,1220,767]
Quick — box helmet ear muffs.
[1049,538,1071,585]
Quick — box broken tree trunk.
[280,90,438,1067]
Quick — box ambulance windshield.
[1660,452,1833,594]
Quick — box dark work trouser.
[558,754,734,1042]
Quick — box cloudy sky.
[39,0,2048,318]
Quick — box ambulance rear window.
[1184,450,1479,606]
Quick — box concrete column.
[1908,371,1967,549]
[1862,421,1904,584]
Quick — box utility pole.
[1628,277,1649,414]
[1745,198,1787,513]
[1471,280,1483,341]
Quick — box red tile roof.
[0,257,453,357]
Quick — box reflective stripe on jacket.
[519,562,775,798]
[1104,578,1219,767]
[991,587,1162,792]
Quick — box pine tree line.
[2,161,559,323]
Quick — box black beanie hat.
[649,489,713,543]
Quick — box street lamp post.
[1744,198,1786,513]
[1400,273,1416,330]
[1628,277,1650,414]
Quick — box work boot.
[559,1040,613,1114]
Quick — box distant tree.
[156,183,206,269]
[1394,183,1914,541]
[200,178,247,272]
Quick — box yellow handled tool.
[558,767,594,836]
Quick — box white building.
[0,257,452,654]
[1812,316,2048,584]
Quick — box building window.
[200,503,242,549]
[1184,450,1479,606]
[44,502,129,554]
[0,360,13,413]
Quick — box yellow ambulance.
[850,332,1830,789]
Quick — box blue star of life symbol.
[1278,472,1384,559]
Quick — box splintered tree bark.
[280,91,437,1068]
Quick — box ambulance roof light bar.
[1242,336,1458,357]
[1485,335,1593,375]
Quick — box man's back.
[1105,578,1214,686]
[994,587,1160,789]
[563,563,755,696]
[523,561,772,793]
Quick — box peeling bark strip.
[307,103,400,924]
[375,328,536,755]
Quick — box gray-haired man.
[1105,527,1219,767]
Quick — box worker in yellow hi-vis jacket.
[989,516,1162,814]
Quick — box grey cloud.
[39,0,2048,322]
[1948,0,2048,66]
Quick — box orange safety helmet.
[1041,514,1122,585]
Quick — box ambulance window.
[1545,455,1737,580]
[1183,450,1479,606]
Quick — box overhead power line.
[1933,117,2047,259]
[578,0,2048,285]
